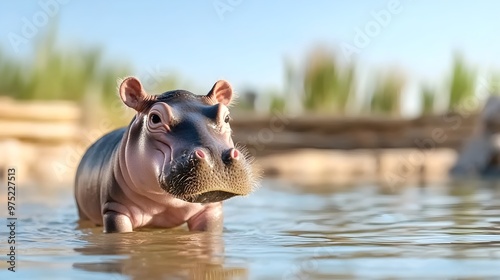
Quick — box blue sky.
[1,0,500,115]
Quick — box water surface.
[1,180,500,279]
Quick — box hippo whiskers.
[74,77,259,233]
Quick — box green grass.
[0,24,488,117]
[0,23,131,104]
[369,71,405,116]
[448,52,476,111]
[302,48,355,114]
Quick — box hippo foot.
[187,204,223,232]
[101,204,223,233]
[103,211,133,233]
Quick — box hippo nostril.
[222,148,239,164]
[195,149,206,159]
[230,148,239,160]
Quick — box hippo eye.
[224,115,231,124]
[150,113,161,124]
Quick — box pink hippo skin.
[74,77,258,233]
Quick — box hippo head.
[118,77,258,203]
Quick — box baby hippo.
[75,77,258,233]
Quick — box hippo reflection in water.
[75,77,259,233]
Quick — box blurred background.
[1,0,500,187]
[5,2,500,279]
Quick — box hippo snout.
[159,147,255,203]
[192,148,239,166]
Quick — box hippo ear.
[119,77,150,111]
[207,80,233,106]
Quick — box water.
[1,179,500,279]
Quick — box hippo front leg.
[103,211,133,233]
[187,203,223,232]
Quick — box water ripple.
[2,180,500,279]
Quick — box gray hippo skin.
[75,77,258,233]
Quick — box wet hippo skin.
[75,77,258,233]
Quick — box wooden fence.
[0,97,81,142]
[0,99,486,152]
[230,113,481,155]
[1,98,490,186]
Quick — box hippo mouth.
[159,147,257,204]
[181,190,238,203]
